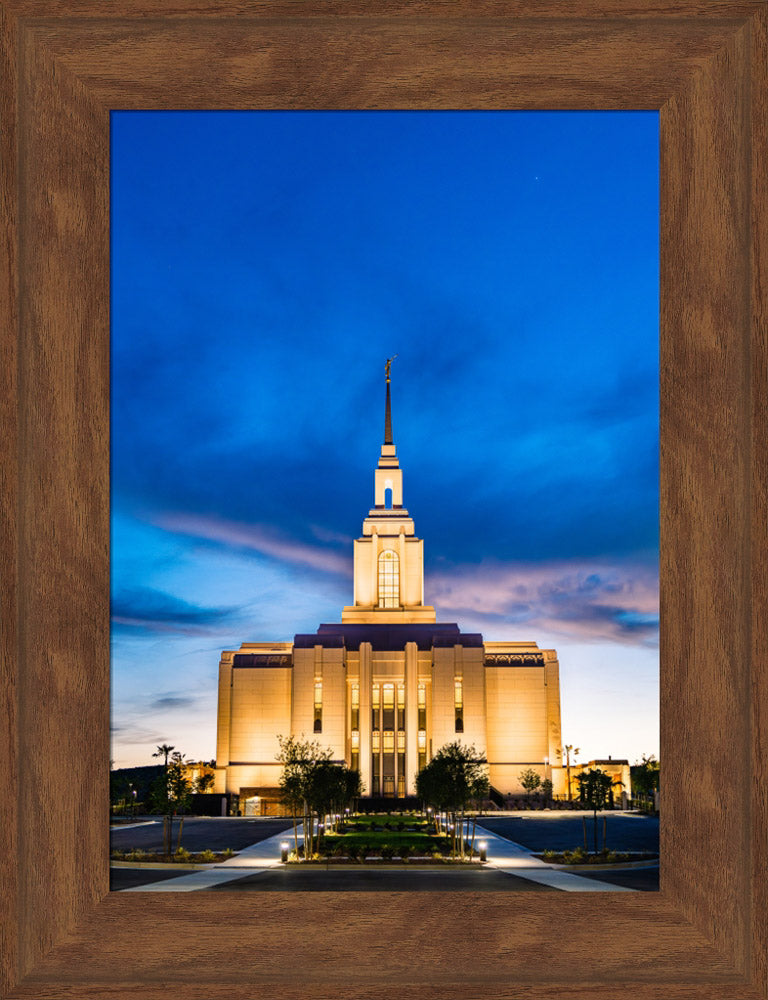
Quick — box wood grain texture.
[1,3,766,998]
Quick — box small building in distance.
[566,758,633,804]
[214,365,567,814]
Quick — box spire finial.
[384,355,397,444]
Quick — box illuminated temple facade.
[214,369,564,812]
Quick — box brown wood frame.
[1,2,766,997]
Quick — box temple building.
[213,364,565,813]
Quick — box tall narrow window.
[372,730,381,795]
[314,680,323,733]
[382,682,395,730]
[417,682,427,730]
[382,730,395,797]
[397,683,405,731]
[377,549,399,608]
[372,683,380,730]
[350,683,359,731]
[454,677,464,734]
[350,685,360,772]
[397,731,406,797]
[418,730,427,771]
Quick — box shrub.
[399,845,411,861]
[397,821,405,831]
[540,849,558,861]
[221,847,234,858]
[563,847,587,864]
[380,844,394,861]
[197,849,217,863]
[347,844,360,861]
[174,847,191,862]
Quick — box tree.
[166,752,193,851]
[147,746,191,855]
[561,744,580,802]
[276,735,358,860]
[576,767,614,853]
[416,742,489,859]
[540,777,553,804]
[519,767,542,799]
[152,743,175,771]
[195,772,215,794]
[110,765,132,815]
[631,754,660,806]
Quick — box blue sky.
[111,110,659,770]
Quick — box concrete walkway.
[122,824,295,892]
[473,823,635,892]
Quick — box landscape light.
[478,840,488,862]
[280,842,290,863]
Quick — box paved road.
[206,867,554,891]
[110,817,292,854]
[574,866,659,891]
[110,867,199,891]
[110,860,656,892]
[480,812,659,854]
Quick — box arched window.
[377,549,399,608]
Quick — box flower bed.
[534,848,658,865]
[110,847,236,864]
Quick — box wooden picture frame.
[1,2,766,997]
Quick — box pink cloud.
[153,512,352,578]
[428,558,659,646]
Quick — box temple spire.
[384,355,397,444]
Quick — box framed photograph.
[108,108,660,894]
[2,3,765,997]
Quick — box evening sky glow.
[111,110,659,770]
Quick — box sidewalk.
[121,823,294,892]
[473,823,635,892]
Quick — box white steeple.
[341,359,436,624]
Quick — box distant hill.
[110,764,164,802]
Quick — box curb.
[110,861,215,871]
[543,859,659,871]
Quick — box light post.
[131,787,137,819]
[280,841,289,863]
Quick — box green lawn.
[324,830,444,850]
[321,814,456,855]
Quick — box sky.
[111,110,659,772]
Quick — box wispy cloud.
[149,695,196,711]
[152,512,352,577]
[111,586,240,636]
[429,558,659,646]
